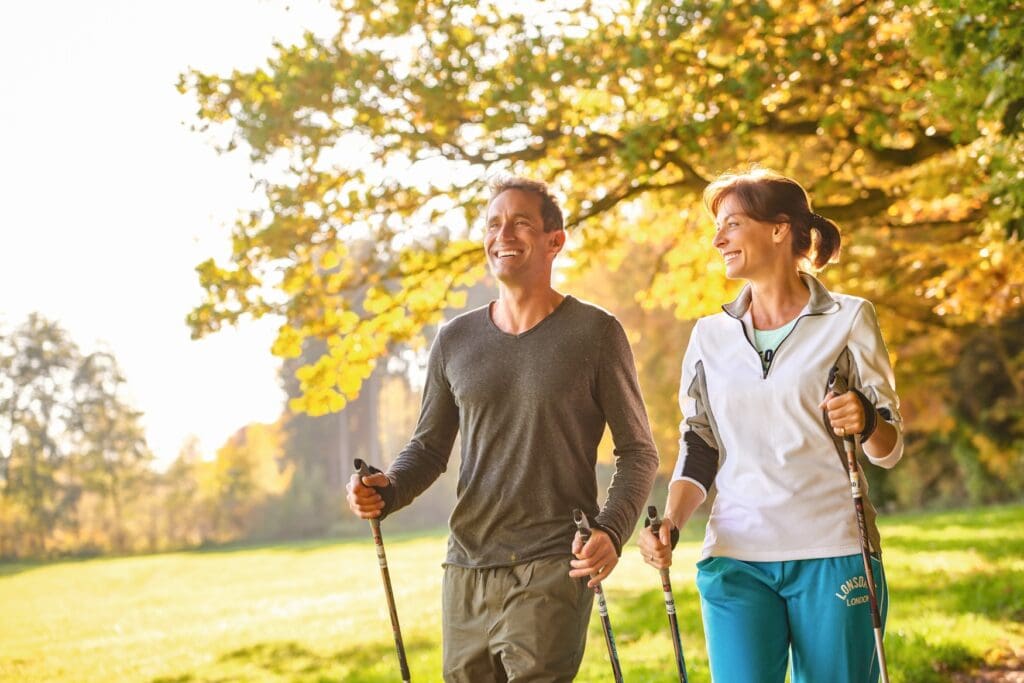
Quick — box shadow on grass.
[884,532,1024,564]
[152,637,435,683]
[896,564,1024,622]
[0,561,40,578]
[884,504,1024,532]
[886,631,978,683]
[585,584,710,682]
[601,584,705,646]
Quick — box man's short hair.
[488,176,565,233]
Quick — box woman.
[639,168,903,682]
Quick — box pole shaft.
[844,440,888,682]
[369,518,411,682]
[574,509,624,682]
[649,510,688,683]
[828,370,889,681]
[594,585,624,683]
[874,627,890,683]
[658,568,688,683]
[355,460,411,682]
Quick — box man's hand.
[638,517,675,570]
[569,528,619,588]
[345,472,390,519]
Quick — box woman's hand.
[819,390,865,439]
[638,516,676,570]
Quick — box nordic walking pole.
[354,459,411,683]
[573,508,624,683]
[646,506,688,683]
[826,369,890,683]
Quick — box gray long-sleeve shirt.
[384,295,659,568]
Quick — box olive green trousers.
[441,556,594,682]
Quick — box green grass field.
[1,505,1022,682]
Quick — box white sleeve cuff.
[864,429,903,469]
[670,475,709,502]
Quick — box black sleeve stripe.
[682,430,719,491]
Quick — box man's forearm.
[384,441,449,514]
[596,445,659,550]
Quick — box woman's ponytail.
[808,213,841,269]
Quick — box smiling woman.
[639,168,905,683]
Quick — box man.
[346,176,658,682]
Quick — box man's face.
[484,189,563,286]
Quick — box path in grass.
[1,505,1021,682]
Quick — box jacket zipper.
[735,318,763,376]
[739,311,829,379]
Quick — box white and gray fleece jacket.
[672,273,903,562]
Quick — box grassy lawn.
[1,505,1021,682]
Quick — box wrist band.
[852,388,878,441]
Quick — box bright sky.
[0,0,338,467]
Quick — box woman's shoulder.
[826,290,876,321]
[694,310,737,332]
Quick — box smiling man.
[346,176,658,682]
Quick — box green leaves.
[183,0,1023,418]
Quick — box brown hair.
[702,168,841,269]
[488,176,565,233]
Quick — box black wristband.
[591,522,622,556]
[852,388,878,441]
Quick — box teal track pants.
[696,553,888,683]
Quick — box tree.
[68,351,152,552]
[181,0,1022,407]
[0,315,82,554]
[161,436,204,548]
[181,1,1024,508]
[195,421,292,542]
[0,315,154,556]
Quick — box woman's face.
[712,193,782,281]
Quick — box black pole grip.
[573,508,592,542]
[354,459,392,497]
[647,505,661,534]
[826,367,855,444]
[827,365,849,395]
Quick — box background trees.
[0,315,152,556]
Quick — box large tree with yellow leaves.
[181,0,1023,500]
